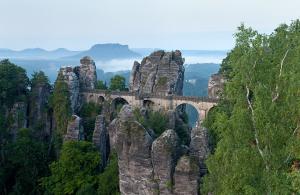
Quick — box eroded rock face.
[129,50,185,96]
[93,115,109,169]
[108,118,117,150]
[28,84,52,140]
[58,66,80,113]
[9,102,27,141]
[190,126,210,176]
[114,105,157,195]
[173,155,199,195]
[208,73,225,99]
[109,104,211,194]
[57,56,97,113]
[78,56,97,90]
[64,115,84,141]
[152,129,180,194]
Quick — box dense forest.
[0,60,122,194]
[202,20,300,194]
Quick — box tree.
[51,74,71,151]
[202,20,300,194]
[96,80,107,90]
[79,102,102,141]
[133,108,168,137]
[0,59,29,108]
[41,141,101,195]
[30,71,50,88]
[109,75,126,91]
[97,152,120,195]
[0,128,49,194]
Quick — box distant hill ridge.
[0,43,140,60]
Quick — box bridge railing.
[81,90,218,103]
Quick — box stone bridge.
[81,90,218,123]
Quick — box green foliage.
[51,74,71,150]
[97,152,120,195]
[202,20,300,194]
[109,75,126,91]
[0,59,29,108]
[31,71,50,88]
[96,80,108,90]
[203,99,233,152]
[29,71,52,133]
[41,141,101,195]
[0,128,49,194]
[157,77,168,86]
[133,108,168,137]
[174,120,189,145]
[79,102,102,141]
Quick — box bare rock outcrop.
[129,50,185,96]
[57,56,97,113]
[173,155,199,195]
[8,102,27,141]
[28,83,52,140]
[152,129,180,194]
[208,73,225,99]
[58,66,80,113]
[93,115,109,168]
[114,105,157,195]
[77,56,97,90]
[64,115,84,141]
[108,118,117,150]
[190,126,210,176]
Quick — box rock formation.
[28,83,52,140]
[113,105,157,195]
[58,56,97,113]
[8,102,27,141]
[111,105,201,195]
[173,155,199,195]
[64,115,84,141]
[152,129,180,194]
[129,50,185,96]
[58,66,80,113]
[77,56,97,90]
[208,73,225,99]
[190,126,210,176]
[93,115,109,169]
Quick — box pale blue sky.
[1,0,299,50]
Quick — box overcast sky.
[0,0,299,50]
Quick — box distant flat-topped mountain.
[67,43,140,61]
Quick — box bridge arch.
[97,95,105,104]
[143,99,155,109]
[110,97,129,119]
[172,98,216,124]
[175,103,199,127]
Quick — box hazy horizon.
[1,0,299,51]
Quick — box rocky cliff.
[93,115,109,169]
[57,56,97,113]
[64,115,84,141]
[28,83,52,140]
[208,73,225,99]
[77,56,97,90]
[109,105,202,195]
[8,102,27,141]
[129,50,185,95]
